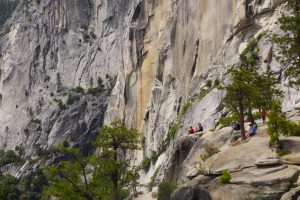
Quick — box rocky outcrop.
[162,135,199,183]
[171,178,212,200]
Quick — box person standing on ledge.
[261,108,267,124]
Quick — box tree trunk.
[248,108,254,123]
[113,147,120,200]
[112,170,120,200]
[239,99,246,140]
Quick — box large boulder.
[171,178,212,200]
[203,132,276,174]
[280,185,300,200]
[162,135,200,183]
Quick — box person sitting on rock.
[245,122,257,137]
[187,126,196,134]
[230,121,241,131]
[196,123,203,132]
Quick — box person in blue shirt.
[246,122,257,137]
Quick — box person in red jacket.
[261,108,267,124]
[187,126,196,134]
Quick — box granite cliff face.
[0,0,300,199]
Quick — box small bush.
[66,94,80,105]
[50,92,54,97]
[15,146,24,156]
[206,80,212,88]
[141,157,152,173]
[74,86,85,94]
[0,150,24,167]
[289,122,300,136]
[31,118,41,124]
[276,149,290,156]
[56,73,62,87]
[141,137,145,146]
[253,111,261,120]
[180,101,192,118]
[27,107,34,118]
[24,128,29,134]
[36,147,56,157]
[214,79,220,86]
[82,32,90,42]
[157,181,176,200]
[220,170,231,184]
[57,100,66,110]
[148,166,160,192]
[90,31,97,39]
[201,143,220,161]
[197,89,209,101]
[250,182,258,188]
[151,152,159,165]
[218,115,239,128]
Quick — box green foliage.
[31,118,41,124]
[73,86,85,94]
[276,149,290,156]
[250,182,258,188]
[141,157,152,173]
[220,170,231,184]
[273,0,300,85]
[218,115,239,128]
[214,79,220,87]
[224,35,281,139]
[201,143,220,161]
[203,143,220,156]
[205,80,212,88]
[27,107,34,118]
[57,100,66,110]
[50,92,54,97]
[197,89,209,101]
[252,111,262,120]
[19,169,48,200]
[157,181,176,200]
[24,128,29,135]
[141,152,159,173]
[288,122,300,136]
[87,77,105,96]
[151,152,159,165]
[90,31,97,39]
[148,166,160,192]
[0,174,20,200]
[167,122,179,142]
[82,32,90,42]
[56,73,62,90]
[15,146,24,156]
[43,121,140,200]
[0,0,19,26]
[180,101,192,118]
[66,94,80,105]
[0,150,24,167]
[267,101,291,146]
[87,87,103,95]
[36,147,56,158]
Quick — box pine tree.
[273,0,300,85]
[267,101,290,146]
[43,121,140,200]
[224,35,281,139]
[224,66,260,139]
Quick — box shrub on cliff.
[157,181,176,200]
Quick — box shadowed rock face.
[163,135,200,183]
[171,179,212,200]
